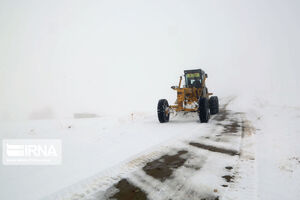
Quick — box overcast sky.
[0,0,299,120]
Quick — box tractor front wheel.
[198,97,210,123]
[209,96,219,115]
[157,99,170,123]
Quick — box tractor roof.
[184,69,205,75]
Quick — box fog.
[0,0,299,120]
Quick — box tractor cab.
[184,69,206,88]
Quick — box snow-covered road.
[41,97,253,200]
[1,97,300,200]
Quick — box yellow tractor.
[157,69,219,123]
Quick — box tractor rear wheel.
[209,96,219,115]
[157,99,170,123]
[198,97,210,123]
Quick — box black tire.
[209,96,219,115]
[157,99,170,123]
[198,97,210,123]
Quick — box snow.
[1,0,300,199]
[255,106,300,199]
[0,112,211,200]
[1,96,299,200]
[223,97,300,200]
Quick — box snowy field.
[1,96,299,200]
[1,0,300,200]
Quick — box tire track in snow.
[99,99,245,200]
[42,97,254,200]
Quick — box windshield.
[185,72,201,87]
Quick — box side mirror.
[205,74,208,78]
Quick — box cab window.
[185,73,201,87]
